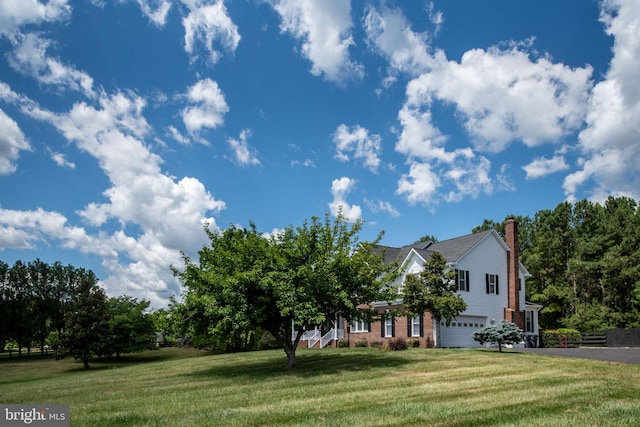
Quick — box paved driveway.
[517,347,640,364]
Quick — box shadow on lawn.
[185,349,410,380]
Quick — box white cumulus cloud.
[328,176,361,221]
[181,78,229,135]
[0,0,71,35]
[333,124,382,173]
[566,0,640,201]
[269,0,363,83]
[0,108,31,174]
[227,129,260,166]
[181,0,240,65]
[523,156,569,180]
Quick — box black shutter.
[466,271,470,292]
[496,275,499,295]
[367,322,371,332]
[381,317,385,337]
[419,315,424,337]
[391,317,395,337]
[455,269,459,289]
[486,274,490,294]
[407,316,412,337]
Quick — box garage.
[439,316,487,347]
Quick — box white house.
[298,219,541,348]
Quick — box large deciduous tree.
[176,214,398,367]
[107,296,156,359]
[402,252,467,347]
[60,272,110,369]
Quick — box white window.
[455,269,469,292]
[525,311,534,333]
[485,274,499,294]
[351,320,369,333]
[411,315,422,337]
[384,317,394,337]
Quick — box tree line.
[0,259,155,369]
[474,196,640,332]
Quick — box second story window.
[455,269,470,292]
[485,274,499,294]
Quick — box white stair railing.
[320,328,345,348]
[307,330,321,348]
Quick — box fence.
[541,328,640,348]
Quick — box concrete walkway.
[517,347,640,364]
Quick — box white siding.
[441,233,509,347]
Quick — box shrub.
[409,339,421,348]
[354,339,368,348]
[337,338,349,348]
[388,338,408,351]
[369,340,382,349]
[257,331,280,350]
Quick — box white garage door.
[439,316,487,348]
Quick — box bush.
[409,339,421,348]
[354,339,368,348]
[257,331,280,350]
[388,338,408,351]
[369,340,382,349]
[337,338,349,348]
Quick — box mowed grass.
[1,347,639,426]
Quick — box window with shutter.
[486,274,498,294]
[455,269,470,292]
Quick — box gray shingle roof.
[374,229,495,265]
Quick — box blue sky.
[1,0,638,308]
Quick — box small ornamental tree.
[472,320,523,352]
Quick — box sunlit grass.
[1,347,639,426]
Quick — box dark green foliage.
[472,321,523,352]
[107,296,156,359]
[478,197,640,331]
[60,273,110,369]
[175,213,399,367]
[257,330,280,350]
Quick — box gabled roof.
[428,229,496,263]
[374,229,502,266]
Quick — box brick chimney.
[505,218,524,329]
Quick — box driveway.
[517,347,640,364]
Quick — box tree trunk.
[284,346,297,368]
[83,358,90,370]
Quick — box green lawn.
[1,347,639,426]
